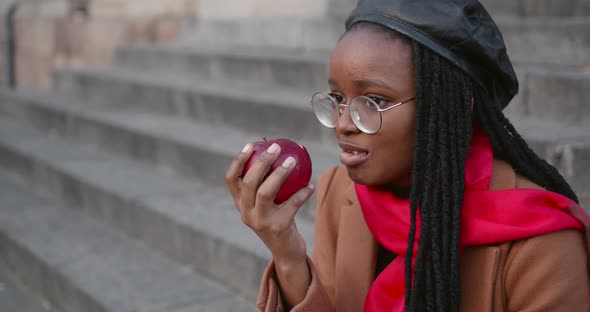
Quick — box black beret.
[345,0,519,109]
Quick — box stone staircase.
[0,0,589,311]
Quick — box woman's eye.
[329,93,345,103]
[369,96,390,107]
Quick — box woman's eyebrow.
[328,78,397,92]
[353,79,395,91]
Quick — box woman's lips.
[340,150,370,167]
[339,142,370,167]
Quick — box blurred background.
[0,0,588,311]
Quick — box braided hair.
[348,22,578,312]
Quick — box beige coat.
[257,161,590,311]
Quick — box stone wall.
[197,0,326,19]
[2,0,197,89]
[89,0,198,18]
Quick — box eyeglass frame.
[310,92,416,134]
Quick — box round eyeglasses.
[310,92,416,134]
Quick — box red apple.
[242,138,312,205]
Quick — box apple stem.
[262,136,268,142]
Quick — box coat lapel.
[334,182,378,312]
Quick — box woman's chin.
[345,168,381,186]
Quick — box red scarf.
[356,130,589,312]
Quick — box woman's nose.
[335,105,360,136]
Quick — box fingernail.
[308,184,315,190]
[267,143,280,154]
[241,144,252,153]
[282,156,296,168]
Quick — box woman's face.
[329,28,416,187]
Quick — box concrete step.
[0,88,334,220]
[63,56,590,128]
[509,116,590,208]
[0,171,258,311]
[181,16,590,67]
[113,44,331,93]
[0,261,52,312]
[182,17,342,53]
[512,67,590,127]
[0,118,316,303]
[0,88,338,186]
[52,67,337,144]
[496,17,590,68]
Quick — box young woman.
[225,0,590,311]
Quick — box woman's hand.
[225,142,315,307]
[225,142,315,265]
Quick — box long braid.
[451,66,474,310]
[409,42,440,310]
[404,37,429,308]
[406,42,473,312]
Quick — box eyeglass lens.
[351,98,381,133]
[311,93,381,133]
[312,93,338,128]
